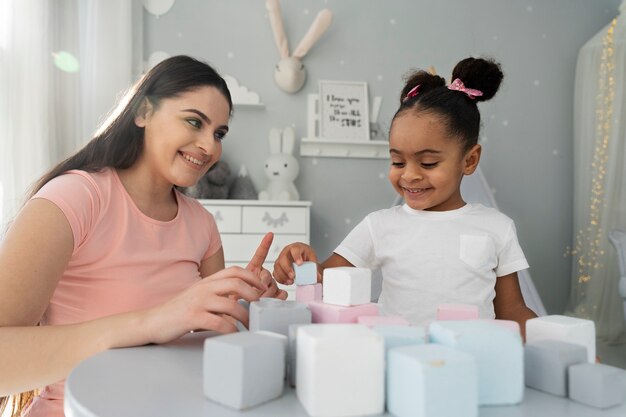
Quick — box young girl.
[273,57,537,334]
[0,55,285,417]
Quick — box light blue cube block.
[371,325,427,360]
[429,320,524,405]
[293,262,317,286]
[388,344,478,417]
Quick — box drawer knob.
[262,212,289,228]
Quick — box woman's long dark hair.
[0,55,232,417]
[28,55,232,199]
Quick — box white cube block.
[387,344,478,417]
[297,324,385,417]
[203,332,285,410]
[323,267,371,306]
[526,315,596,363]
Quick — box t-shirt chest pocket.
[459,234,496,270]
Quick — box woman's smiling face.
[134,85,230,188]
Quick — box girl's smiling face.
[134,85,230,188]
[388,112,481,211]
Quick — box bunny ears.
[266,0,333,93]
[266,0,333,60]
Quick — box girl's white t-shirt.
[334,203,529,327]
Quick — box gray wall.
[144,0,621,315]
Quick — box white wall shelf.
[233,102,265,108]
[302,93,387,159]
[300,137,389,159]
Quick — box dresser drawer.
[202,204,241,233]
[242,206,307,234]
[221,233,308,262]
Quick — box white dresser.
[199,199,311,299]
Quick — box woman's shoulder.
[37,169,109,199]
[175,190,213,219]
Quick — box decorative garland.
[569,19,617,311]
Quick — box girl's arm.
[320,253,354,278]
[273,243,354,285]
[493,272,537,340]
[0,200,266,396]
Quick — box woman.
[0,55,285,416]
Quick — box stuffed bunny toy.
[265,0,333,94]
[258,127,300,201]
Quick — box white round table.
[65,331,626,417]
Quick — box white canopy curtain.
[569,2,626,344]
[0,0,142,235]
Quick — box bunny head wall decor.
[258,127,300,201]
[265,0,333,94]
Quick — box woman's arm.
[493,272,538,341]
[0,200,266,395]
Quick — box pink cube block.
[308,301,379,324]
[296,283,322,303]
[357,315,410,328]
[436,303,479,321]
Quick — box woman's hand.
[272,242,321,285]
[142,266,267,344]
[246,232,288,300]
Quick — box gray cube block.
[568,363,626,408]
[203,332,286,410]
[287,323,307,387]
[524,340,587,396]
[249,298,311,337]
[236,299,250,332]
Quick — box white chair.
[608,229,626,322]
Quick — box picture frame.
[318,80,370,141]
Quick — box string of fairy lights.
[569,19,617,298]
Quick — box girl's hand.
[142,266,267,344]
[273,243,321,285]
[246,232,288,300]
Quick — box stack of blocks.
[203,268,626,414]
[524,315,626,409]
[294,262,322,303]
[308,265,381,324]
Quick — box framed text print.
[318,80,370,141]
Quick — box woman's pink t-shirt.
[26,168,221,416]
